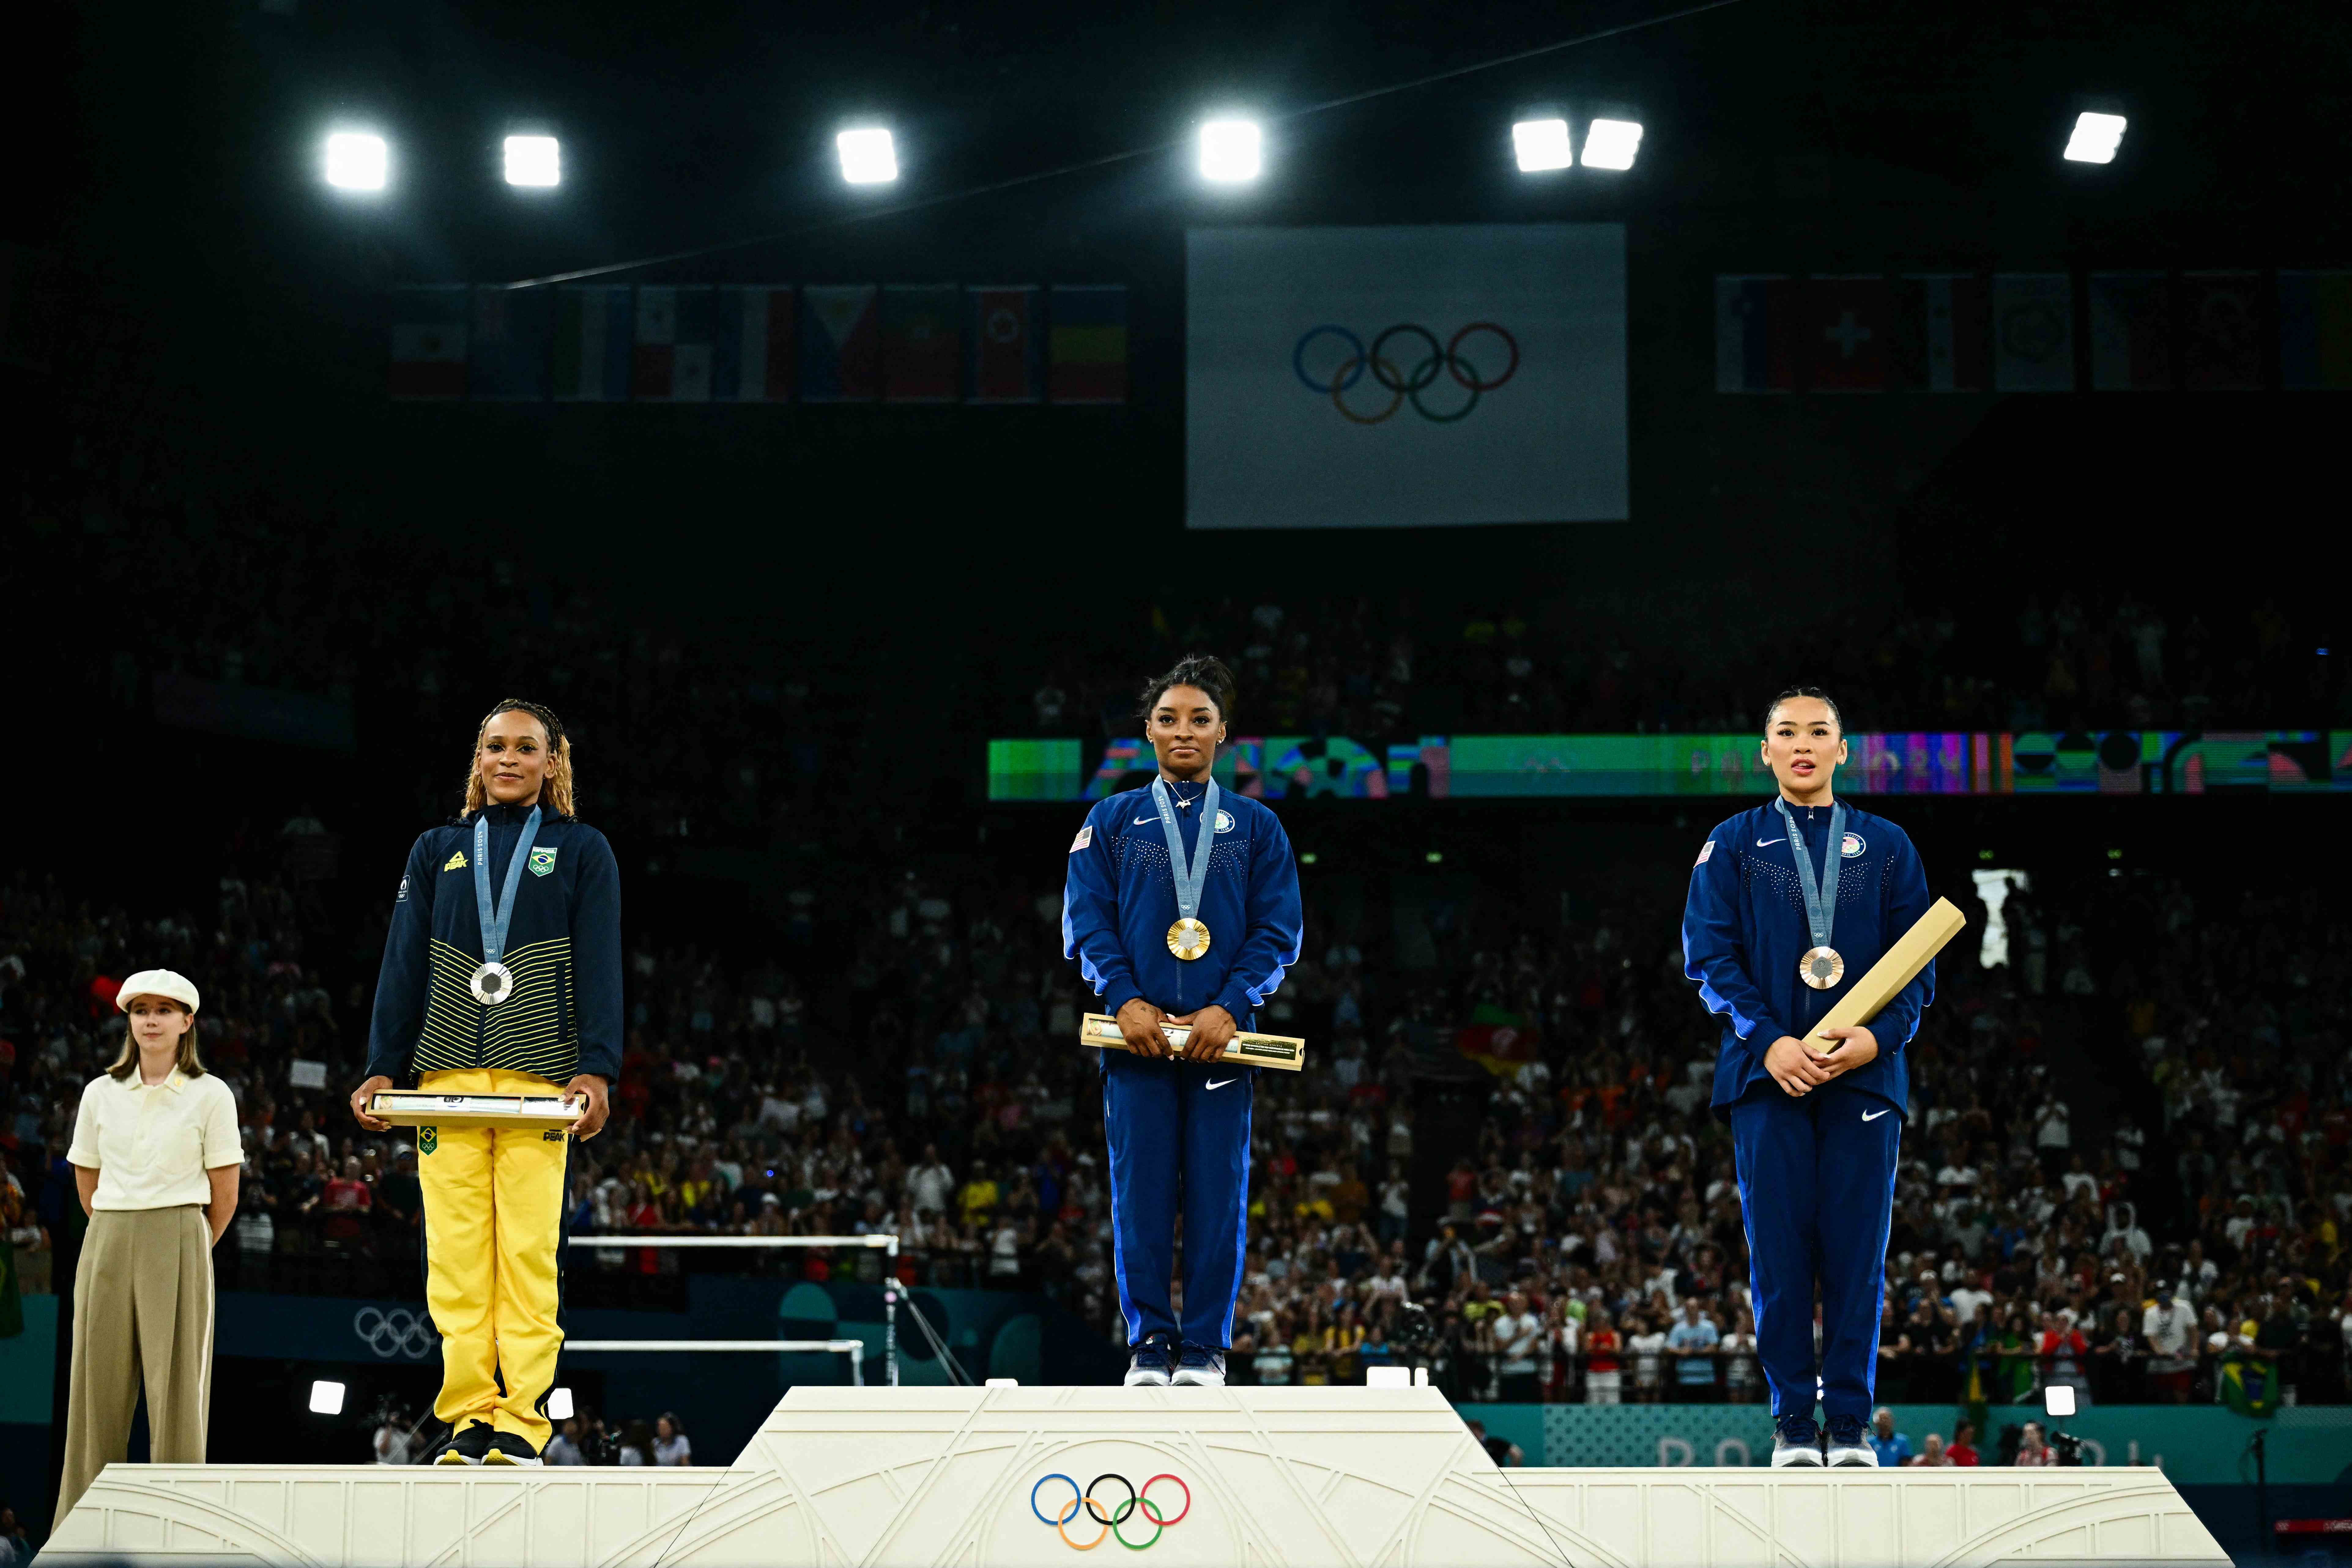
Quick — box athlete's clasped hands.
[1114,996,1239,1063]
[1763,1025,1879,1097]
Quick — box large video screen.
[988,732,2348,801]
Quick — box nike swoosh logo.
[1134,816,1157,826]
[1862,1108,1891,1122]
[1206,1078,1236,1090]
[1756,837,1785,847]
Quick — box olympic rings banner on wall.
[1186,224,1627,529]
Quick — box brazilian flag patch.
[529,846,559,877]
[419,1127,437,1156]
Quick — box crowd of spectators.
[7,838,2349,1421]
[5,309,2348,1475]
[1011,589,2343,743]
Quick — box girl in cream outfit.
[58,969,241,1520]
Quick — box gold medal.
[1166,917,1212,961]
[1799,946,1845,990]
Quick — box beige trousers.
[59,1205,215,1520]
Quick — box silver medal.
[469,962,515,1005]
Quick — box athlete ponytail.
[461,699,577,817]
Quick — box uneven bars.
[567,1339,869,1386]
[566,1233,900,1386]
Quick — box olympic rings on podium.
[1292,323,1520,424]
[1029,1471,1192,1550]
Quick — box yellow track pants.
[417,1068,569,1450]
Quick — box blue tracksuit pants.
[1729,1084,1901,1421]
[1103,1052,1252,1351]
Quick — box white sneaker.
[1824,1419,1878,1467]
[1171,1348,1226,1387]
[1124,1338,1176,1387]
[1771,1416,1824,1467]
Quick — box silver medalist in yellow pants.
[417,1067,570,1449]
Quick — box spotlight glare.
[504,135,560,187]
[547,1386,575,1421]
[2063,111,2127,164]
[1512,119,1574,173]
[836,127,897,185]
[308,1380,347,1415]
[323,132,388,191]
[1198,119,1263,183]
[1580,118,1643,171]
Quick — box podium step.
[46,1386,2230,1566]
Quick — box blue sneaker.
[1825,1415,1877,1467]
[1172,1345,1226,1387]
[1771,1413,1823,1467]
[1124,1334,1178,1387]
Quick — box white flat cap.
[117,969,201,1013]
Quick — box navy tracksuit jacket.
[1681,797,1935,1421]
[365,803,624,1086]
[1062,779,1304,1351]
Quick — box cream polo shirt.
[67,1068,243,1210]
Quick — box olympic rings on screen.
[353,1306,440,1360]
[1030,1472,1191,1550]
[1292,323,1520,423]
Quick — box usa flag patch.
[1694,840,1715,866]
[1070,824,1093,853]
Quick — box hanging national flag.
[2179,272,2261,391]
[1048,284,1127,404]
[882,284,961,402]
[712,286,794,402]
[468,285,551,401]
[388,285,468,400]
[1806,274,1888,391]
[799,285,881,401]
[966,285,1042,402]
[2279,270,2352,390]
[2087,272,2173,390]
[552,284,635,402]
[1888,273,1987,391]
[632,285,715,402]
[1992,273,2076,392]
[1714,275,1796,392]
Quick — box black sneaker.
[1771,1413,1824,1468]
[1124,1333,1179,1387]
[435,1420,495,1466]
[1171,1345,1226,1387]
[1825,1415,1878,1467]
[481,1432,544,1467]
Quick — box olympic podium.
[45,1385,2228,1567]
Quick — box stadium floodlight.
[1512,118,1574,172]
[836,127,897,184]
[2063,111,2127,164]
[547,1386,575,1421]
[504,135,560,187]
[307,1380,347,1415]
[1198,118,1262,183]
[323,131,388,191]
[1579,118,1643,170]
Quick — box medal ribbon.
[473,806,543,970]
[1149,777,1222,924]
[1774,797,1845,955]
